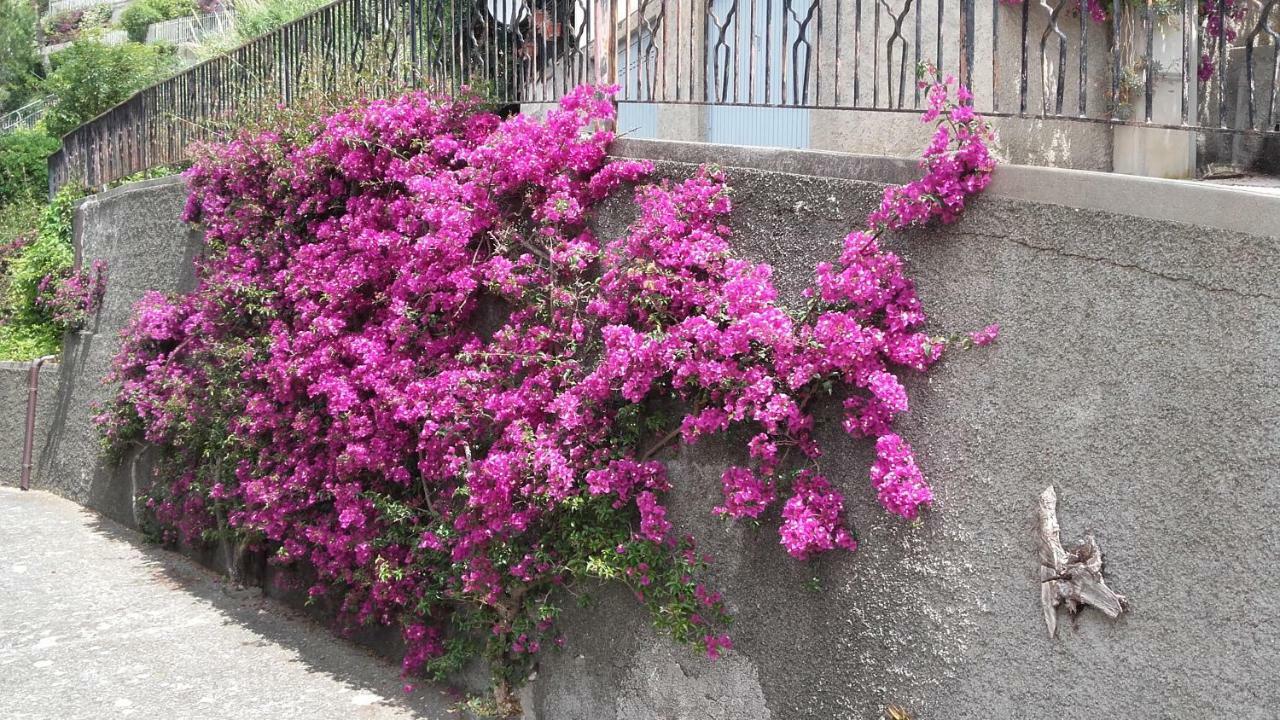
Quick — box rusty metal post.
[19,355,57,491]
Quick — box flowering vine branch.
[97,74,996,714]
[35,259,108,332]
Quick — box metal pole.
[19,355,57,491]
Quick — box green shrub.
[0,185,84,360]
[0,201,41,303]
[80,3,113,26]
[197,0,325,55]
[120,3,165,42]
[0,129,59,206]
[0,0,41,113]
[43,40,179,138]
[121,0,198,42]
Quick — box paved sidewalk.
[0,487,461,720]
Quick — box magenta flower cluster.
[97,78,995,696]
[1198,0,1246,81]
[36,259,108,331]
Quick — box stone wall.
[27,142,1280,720]
[0,361,58,488]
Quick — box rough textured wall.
[37,176,201,526]
[0,361,59,488]
[522,142,1280,720]
[29,143,1280,720]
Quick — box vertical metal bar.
[766,0,774,103]
[936,0,943,74]
[834,0,842,104]
[1179,0,1189,123]
[873,0,880,105]
[853,0,860,104]
[1019,0,1028,113]
[1145,0,1155,122]
[1111,0,1121,119]
[747,0,757,104]
[1216,0,1227,126]
[1078,0,1087,116]
[624,0,632,102]
[409,0,419,86]
[991,0,998,112]
[915,0,923,106]
[610,0,619,92]
[19,356,57,492]
[1245,20,1257,128]
[815,0,823,103]
[690,0,696,102]
[662,0,670,101]
[674,0,682,99]
[782,0,790,104]
[959,0,973,91]
[733,0,741,102]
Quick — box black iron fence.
[49,0,1280,191]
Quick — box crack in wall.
[997,235,1279,302]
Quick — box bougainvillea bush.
[97,76,995,712]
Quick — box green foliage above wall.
[120,0,199,43]
[43,40,179,139]
[0,184,86,360]
[0,129,59,206]
[197,0,328,56]
[0,0,41,113]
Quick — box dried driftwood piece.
[1036,486,1128,637]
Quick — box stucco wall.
[26,141,1280,720]
[0,361,58,489]
[521,140,1280,720]
[35,175,201,526]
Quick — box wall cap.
[611,138,1280,238]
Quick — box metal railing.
[40,29,130,59]
[48,0,1280,192]
[45,0,130,18]
[145,10,237,45]
[1,98,51,135]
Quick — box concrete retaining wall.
[0,361,58,489]
[35,176,202,526]
[522,140,1280,720]
[26,143,1280,720]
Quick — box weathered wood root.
[1036,485,1128,637]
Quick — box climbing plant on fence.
[97,74,997,714]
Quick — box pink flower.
[870,434,934,520]
[778,472,858,560]
[704,633,733,659]
[968,323,1000,347]
[714,466,777,519]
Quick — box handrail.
[0,97,52,135]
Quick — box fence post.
[959,0,975,94]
